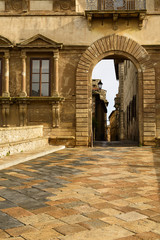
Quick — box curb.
[0,146,65,170]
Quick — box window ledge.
[0,96,65,103]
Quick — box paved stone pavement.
[0,144,160,240]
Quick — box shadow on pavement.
[152,147,160,202]
[93,140,139,147]
[94,141,160,202]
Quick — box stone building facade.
[122,60,139,141]
[92,79,108,141]
[109,109,119,141]
[0,0,159,147]
[110,60,138,142]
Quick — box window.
[0,59,2,96]
[30,59,50,96]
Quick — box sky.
[92,59,119,123]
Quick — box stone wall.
[122,60,139,141]
[0,125,43,144]
[0,0,159,146]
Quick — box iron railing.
[86,0,146,11]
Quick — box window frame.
[0,59,2,96]
[30,58,51,97]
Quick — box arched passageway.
[76,34,156,147]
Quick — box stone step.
[0,137,48,158]
[0,145,65,170]
[49,136,75,148]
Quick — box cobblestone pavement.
[0,145,160,240]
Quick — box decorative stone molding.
[18,99,28,126]
[0,98,11,127]
[155,0,160,11]
[5,0,28,12]
[52,102,60,128]
[76,34,156,146]
[53,0,75,12]
[0,35,13,48]
[17,34,63,49]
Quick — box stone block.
[144,122,156,126]
[94,41,103,55]
[76,132,88,137]
[144,117,155,122]
[143,94,155,98]
[76,109,88,113]
[76,141,88,146]
[143,99,155,104]
[88,46,98,58]
[143,85,155,90]
[76,99,88,104]
[144,141,156,146]
[30,1,53,11]
[144,126,155,132]
[76,104,88,109]
[76,86,88,90]
[143,81,155,85]
[76,136,88,141]
[144,113,155,118]
[98,39,105,53]
[143,136,155,141]
[83,52,94,61]
[143,132,156,136]
[76,95,88,99]
[76,118,88,123]
[76,113,88,118]
[0,125,43,144]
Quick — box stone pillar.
[52,51,59,97]
[19,102,27,126]
[52,102,60,128]
[2,102,10,127]
[2,51,10,97]
[20,52,27,97]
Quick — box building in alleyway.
[109,93,120,141]
[92,79,108,141]
[110,60,138,142]
[0,0,160,150]
[109,110,118,141]
[122,60,139,141]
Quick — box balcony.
[85,0,146,30]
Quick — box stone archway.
[76,34,156,146]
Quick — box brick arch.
[76,34,156,146]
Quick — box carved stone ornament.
[53,0,75,12]
[155,0,160,10]
[5,0,28,12]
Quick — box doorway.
[76,35,156,147]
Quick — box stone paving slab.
[0,145,160,239]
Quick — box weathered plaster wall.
[0,14,159,46]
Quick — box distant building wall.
[109,110,119,141]
[120,60,139,141]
